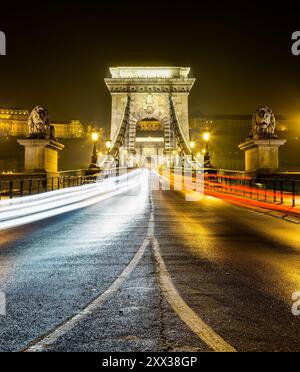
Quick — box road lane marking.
[148,188,236,352]
[151,234,236,352]
[23,238,150,352]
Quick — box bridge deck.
[0,172,300,352]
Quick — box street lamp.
[203,132,210,142]
[89,130,100,171]
[105,138,113,165]
[202,131,212,169]
[189,141,195,160]
[106,139,112,152]
[91,131,99,143]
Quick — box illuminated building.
[0,109,85,138]
[53,120,85,138]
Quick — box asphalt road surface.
[0,172,300,352]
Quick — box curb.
[252,208,300,224]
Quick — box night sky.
[1,1,300,128]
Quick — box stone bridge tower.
[105,67,195,163]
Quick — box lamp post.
[189,141,195,160]
[89,131,100,170]
[203,131,212,169]
[89,130,100,174]
[105,139,112,153]
[105,138,117,168]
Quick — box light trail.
[157,171,300,215]
[0,170,143,231]
[205,189,300,215]
[204,174,299,206]
[0,170,138,209]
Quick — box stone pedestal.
[239,139,286,175]
[17,139,64,175]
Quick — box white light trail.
[0,170,144,231]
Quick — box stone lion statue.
[250,106,277,139]
[28,106,51,139]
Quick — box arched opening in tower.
[135,118,165,157]
[136,118,164,136]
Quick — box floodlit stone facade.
[105,67,195,156]
[0,109,85,138]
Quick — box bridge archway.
[135,118,165,158]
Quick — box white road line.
[23,238,150,352]
[151,236,236,352]
[149,189,236,353]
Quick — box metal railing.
[0,175,97,200]
[205,174,300,208]
[0,167,131,201]
[166,166,300,208]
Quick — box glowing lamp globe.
[203,132,210,142]
[91,132,99,142]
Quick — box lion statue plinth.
[27,106,55,140]
[250,106,277,140]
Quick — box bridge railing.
[0,175,95,200]
[0,168,128,201]
[204,174,300,208]
[167,166,300,208]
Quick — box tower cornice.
[105,78,195,93]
